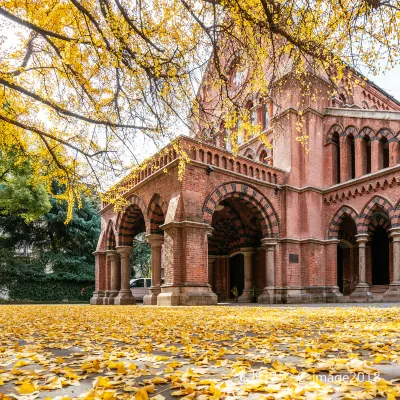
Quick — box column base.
[90,291,105,305]
[349,283,373,302]
[157,284,217,306]
[114,290,136,305]
[103,290,119,305]
[259,286,344,304]
[143,287,161,305]
[383,282,400,301]
[238,289,254,303]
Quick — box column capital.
[261,237,278,247]
[145,234,164,247]
[240,247,255,255]
[106,249,119,260]
[93,250,107,256]
[116,246,133,256]
[355,233,369,243]
[390,227,400,238]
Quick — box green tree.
[0,185,100,302]
[0,153,51,222]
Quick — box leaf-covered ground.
[0,305,400,400]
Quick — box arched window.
[250,108,256,126]
[348,134,355,179]
[263,103,269,130]
[363,135,371,174]
[332,132,340,184]
[381,137,389,169]
[339,93,347,105]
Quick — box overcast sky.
[363,67,400,101]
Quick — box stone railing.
[102,135,284,209]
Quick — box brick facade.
[91,71,400,305]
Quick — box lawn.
[0,305,399,399]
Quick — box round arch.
[326,124,344,144]
[203,182,279,238]
[117,194,149,246]
[358,196,394,234]
[147,193,167,234]
[105,220,116,250]
[357,127,375,140]
[327,205,359,239]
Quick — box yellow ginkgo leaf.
[16,382,36,394]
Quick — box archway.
[368,214,391,287]
[208,198,263,302]
[204,183,278,303]
[114,196,149,304]
[337,215,358,295]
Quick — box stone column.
[114,246,136,305]
[238,247,255,302]
[384,228,400,301]
[208,255,217,289]
[90,250,107,305]
[350,234,372,301]
[258,238,278,304]
[143,234,164,305]
[106,250,121,305]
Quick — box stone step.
[370,285,389,294]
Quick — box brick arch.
[357,126,374,139]
[105,220,116,250]
[392,199,400,229]
[147,193,167,234]
[376,128,396,142]
[326,124,343,144]
[328,205,359,239]
[244,147,256,159]
[358,196,395,234]
[203,182,279,238]
[368,214,391,236]
[343,125,358,138]
[117,195,149,246]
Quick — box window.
[381,137,389,169]
[263,103,269,130]
[146,279,152,287]
[250,108,256,126]
[131,279,144,288]
[363,135,371,174]
[339,93,347,105]
[348,134,355,179]
[332,132,341,184]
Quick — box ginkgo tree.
[0,0,399,217]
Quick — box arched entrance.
[336,216,358,295]
[208,198,263,302]
[368,214,391,290]
[204,183,279,303]
[114,196,149,304]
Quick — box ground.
[0,305,400,400]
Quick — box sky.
[363,67,400,101]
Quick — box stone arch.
[244,147,256,160]
[105,220,116,250]
[358,195,395,234]
[376,128,396,142]
[357,126,374,139]
[343,125,358,138]
[326,124,343,143]
[117,195,149,246]
[147,193,167,234]
[392,198,400,229]
[328,205,359,239]
[368,214,391,236]
[203,182,279,238]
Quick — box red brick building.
[91,68,400,305]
